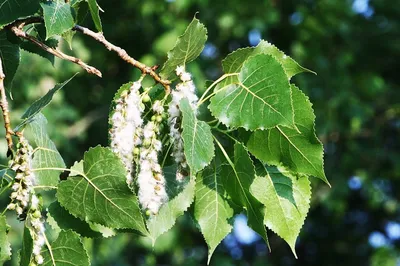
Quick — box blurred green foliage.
[1,0,399,265]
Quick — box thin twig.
[10,26,102,77]
[0,58,15,156]
[73,25,171,94]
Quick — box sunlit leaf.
[248,85,328,184]
[160,17,207,79]
[180,98,214,173]
[28,113,66,188]
[41,1,75,39]
[209,54,294,130]
[221,40,314,81]
[146,167,195,244]
[193,160,234,263]
[42,230,89,266]
[57,146,148,234]
[250,170,311,257]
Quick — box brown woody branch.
[7,17,171,93]
[0,58,15,157]
[72,25,171,94]
[10,25,102,77]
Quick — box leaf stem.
[197,80,237,107]
[0,58,15,157]
[197,73,238,107]
[43,232,56,266]
[212,135,235,170]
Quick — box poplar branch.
[0,58,15,156]
[73,25,171,94]
[10,26,102,77]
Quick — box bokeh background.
[1,0,399,265]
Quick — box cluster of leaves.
[0,1,328,265]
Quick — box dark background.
[1,0,399,265]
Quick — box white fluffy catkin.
[137,101,168,214]
[7,136,45,265]
[109,81,144,185]
[168,65,198,181]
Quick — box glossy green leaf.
[221,40,314,81]
[26,114,65,188]
[160,17,207,79]
[256,165,296,207]
[41,1,75,39]
[0,215,11,264]
[180,98,215,173]
[86,0,102,32]
[209,54,294,130]
[194,160,234,264]
[16,75,76,130]
[147,167,195,244]
[0,31,20,89]
[0,0,41,28]
[220,143,268,244]
[57,146,148,234]
[48,201,102,238]
[254,41,316,79]
[42,230,89,266]
[247,85,328,184]
[250,171,311,257]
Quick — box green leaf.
[146,167,195,244]
[42,230,89,266]
[0,215,11,264]
[0,31,20,89]
[247,85,329,184]
[0,168,14,195]
[19,226,33,266]
[48,201,102,238]
[180,98,214,173]
[209,54,294,130]
[221,40,314,81]
[0,0,41,29]
[57,146,148,234]
[86,0,102,32]
[16,74,76,130]
[254,41,316,79]
[250,171,311,257]
[27,113,66,188]
[160,17,207,79]
[193,160,234,264]
[41,1,75,39]
[220,143,268,244]
[62,30,75,50]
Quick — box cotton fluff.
[168,65,198,181]
[8,136,35,217]
[8,136,46,265]
[109,81,144,185]
[137,102,168,214]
